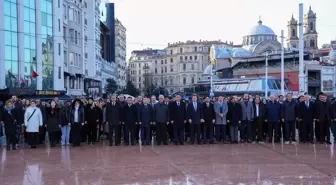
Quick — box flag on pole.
[32,71,39,78]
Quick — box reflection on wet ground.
[0,142,335,185]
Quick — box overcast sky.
[101,0,336,58]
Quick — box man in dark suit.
[170,94,187,145]
[138,97,153,145]
[298,95,315,143]
[227,96,242,144]
[123,97,138,145]
[134,96,143,143]
[105,95,122,146]
[201,96,216,144]
[252,97,266,143]
[153,95,169,145]
[187,94,202,144]
[316,94,332,144]
[118,95,127,142]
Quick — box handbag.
[27,109,37,122]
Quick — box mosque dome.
[243,19,278,47]
[247,20,276,36]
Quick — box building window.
[139,77,141,82]
[310,22,313,31]
[170,50,173,55]
[310,40,315,48]
[194,55,197,60]
[183,77,186,84]
[170,78,173,85]
[161,60,163,64]
[194,47,197,52]
[183,63,186,70]
[155,68,157,74]
[170,58,173,63]
[292,29,295,37]
[191,77,195,84]
[185,56,187,61]
[58,19,60,31]
[180,56,183,61]
[165,59,167,64]
[69,29,74,43]
[164,66,167,73]
[58,43,61,55]
[170,66,173,72]
[75,30,78,44]
[69,8,73,21]
[180,48,183,53]
[189,56,192,60]
[69,52,74,66]
[58,0,60,8]
[58,66,61,79]
[191,64,195,70]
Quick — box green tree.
[153,86,169,97]
[144,84,156,97]
[119,81,140,97]
[105,78,118,95]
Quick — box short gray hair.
[158,95,164,99]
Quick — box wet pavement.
[0,142,335,185]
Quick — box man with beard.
[123,97,138,145]
[170,94,187,145]
[202,96,216,144]
[85,98,101,145]
[281,93,297,144]
[105,95,122,146]
[227,96,242,144]
[316,94,332,144]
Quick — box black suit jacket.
[138,104,153,127]
[299,101,315,124]
[316,101,331,122]
[201,102,215,124]
[106,102,121,125]
[253,103,266,120]
[170,101,187,124]
[123,104,138,124]
[187,102,202,124]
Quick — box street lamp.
[210,64,215,98]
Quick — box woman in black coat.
[46,100,60,147]
[2,101,18,150]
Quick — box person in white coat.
[24,100,43,148]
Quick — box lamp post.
[280,30,285,96]
[210,64,215,98]
[265,52,269,99]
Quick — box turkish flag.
[32,71,39,78]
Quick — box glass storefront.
[4,0,18,88]
[24,0,37,89]
[41,0,54,90]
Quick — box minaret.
[287,14,299,49]
[303,5,318,51]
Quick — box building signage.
[8,88,35,95]
[36,90,61,96]
[321,66,335,94]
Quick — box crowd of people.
[0,92,336,151]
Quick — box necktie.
[306,102,308,108]
[194,102,197,111]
